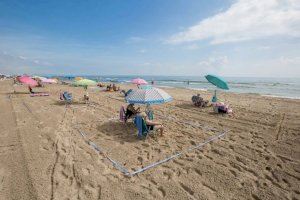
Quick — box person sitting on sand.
[192,94,209,107]
[83,93,89,103]
[139,112,164,136]
[125,103,140,122]
[112,84,119,91]
[28,86,34,94]
[97,83,104,87]
[37,80,44,87]
[106,85,110,91]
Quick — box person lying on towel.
[140,112,164,136]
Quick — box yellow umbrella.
[75,77,83,81]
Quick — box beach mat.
[30,93,49,97]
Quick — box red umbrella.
[17,76,38,87]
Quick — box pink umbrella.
[42,78,57,84]
[17,76,38,87]
[131,78,148,85]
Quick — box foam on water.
[53,75,300,99]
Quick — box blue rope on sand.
[77,128,227,177]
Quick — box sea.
[53,75,300,99]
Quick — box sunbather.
[28,86,34,94]
[125,103,140,122]
[139,112,164,136]
[83,93,89,103]
[192,94,209,107]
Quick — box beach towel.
[213,102,232,114]
[30,93,49,97]
[119,106,126,122]
[134,116,149,138]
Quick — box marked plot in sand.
[76,117,224,173]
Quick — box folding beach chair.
[60,91,73,104]
[134,115,155,139]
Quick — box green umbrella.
[205,74,229,102]
[205,75,229,90]
[73,79,97,87]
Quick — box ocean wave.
[157,86,175,89]
[187,87,208,92]
[261,95,300,100]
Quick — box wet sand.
[0,79,299,200]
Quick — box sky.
[0,0,300,77]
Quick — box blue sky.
[0,0,299,77]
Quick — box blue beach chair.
[60,91,73,103]
[134,115,151,139]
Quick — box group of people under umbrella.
[15,74,232,138]
[121,75,232,138]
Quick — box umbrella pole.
[212,90,217,103]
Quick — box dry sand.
[0,79,299,200]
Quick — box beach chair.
[121,89,133,97]
[60,92,73,104]
[134,115,152,139]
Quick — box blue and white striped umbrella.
[126,86,172,105]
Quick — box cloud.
[0,51,54,74]
[257,46,271,50]
[18,55,27,60]
[279,56,300,64]
[185,44,199,50]
[139,49,147,53]
[167,0,300,44]
[197,56,229,69]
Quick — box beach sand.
[0,79,299,200]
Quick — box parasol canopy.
[75,77,83,81]
[73,79,97,86]
[42,78,58,84]
[131,78,148,85]
[205,74,229,90]
[17,76,38,87]
[126,86,172,105]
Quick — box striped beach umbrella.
[126,86,172,105]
